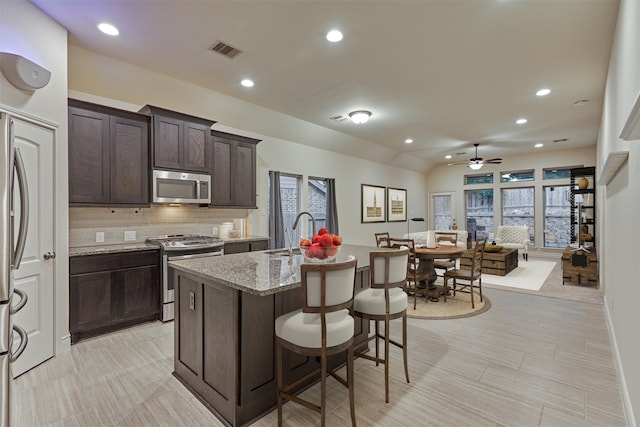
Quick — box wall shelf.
[620,91,640,141]
[598,151,628,185]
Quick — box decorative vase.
[578,177,589,190]
[426,230,436,248]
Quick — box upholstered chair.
[494,225,530,260]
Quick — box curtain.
[325,178,339,235]
[269,171,285,249]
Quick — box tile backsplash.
[69,205,250,247]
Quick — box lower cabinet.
[224,239,269,255]
[173,268,370,426]
[69,250,160,343]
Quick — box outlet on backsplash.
[124,230,137,241]
[212,226,218,236]
[95,231,105,243]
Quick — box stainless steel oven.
[146,235,224,321]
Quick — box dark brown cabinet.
[223,239,269,254]
[68,99,150,206]
[69,249,160,343]
[139,105,215,173]
[210,131,260,208]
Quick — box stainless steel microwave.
[152,170,211,204]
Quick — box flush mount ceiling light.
[536,88,551,96]
[405,138,413,144]
[349,110,371,124]
[326,30,343,42]
[240,78,254,88]
[98,23,119,36]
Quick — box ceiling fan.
[448,143,502,170]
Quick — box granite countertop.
[69,242,161,257]
[69,235,269,257]
[169,244,388,296]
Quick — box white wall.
[425,147,596,251]
[67,47,430,247]
[598,0,640,424]
[0,0,70,354]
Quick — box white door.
[430,192,456,230]
[11,116,54,377]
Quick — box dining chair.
[433,231,459,277]
[374,232,391,247]
[443,237,487,308]
[387,238,428,309]
[353,248,410,403]
[275,256,357,427]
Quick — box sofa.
[494,225,530,260]
[404,230,469,249]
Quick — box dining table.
[414,244,466,301]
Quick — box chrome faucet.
[292,211,316,238]
[284,227,293,257]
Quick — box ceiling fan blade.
[483,158,502,164]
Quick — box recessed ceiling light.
[516,118,528,125]
[98,23,119,36]
[326,30,343,42]
[534,143,544,148]
[405,138,413,144]
[240,79,254,88]
[445,155,452,159]
[536,88,551,96]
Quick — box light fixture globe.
[349,110,371,124]
[468,162,483,170]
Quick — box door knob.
[43,251,56,260]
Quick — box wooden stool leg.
[470,280,475,309]
[348,346,356,426]
[276,342,283,426]
[402,314,410,384]
[320,353,327,427]
[374,320,380,366]
[384,317,390,403]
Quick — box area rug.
[482,260,556,291]
[407,292,490,320]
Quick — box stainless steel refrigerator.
[1,113,30,427]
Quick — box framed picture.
[387,187,407,222]
[361,184,386,223]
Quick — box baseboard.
[56,333,72,355]
[604,298,637,427]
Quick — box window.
[307,177,327,236]
[543,167,574,179]
[501,187,535,245]
[501,170,534,182]
[465,173,494,185]
[543,185,571,247]
[465,189,493,241]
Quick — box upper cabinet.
[138,105,215,173]
[210,130,260,208]
[68,99,150,206]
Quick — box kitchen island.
[169,244,379,427]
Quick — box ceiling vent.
[329,115,349,122]
[209,41,242,59]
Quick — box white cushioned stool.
[353,248,410,403]
[275,256,357,427]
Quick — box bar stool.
[353,248,410,403]
[275,256,357,427]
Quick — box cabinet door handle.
[189,292,195,310]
